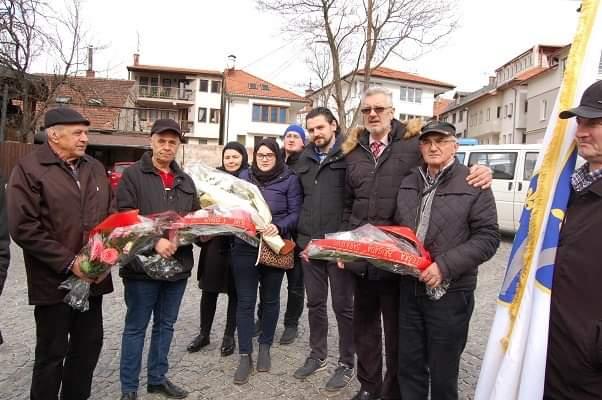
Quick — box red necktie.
[370,141,383,159]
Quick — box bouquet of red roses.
[135,206,257,280]
[303,224,446,299]
[60,210,163,311]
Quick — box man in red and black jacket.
[116,119,200,400]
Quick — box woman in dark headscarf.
[231,138,303,384]
[187,142,249,357]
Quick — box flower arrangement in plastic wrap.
[303,224,448,300]
[185,162,294,255]
[59,210,162,311]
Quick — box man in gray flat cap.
[7,107,113,400]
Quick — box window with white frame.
[400,86,422,103]
[540,100,548,121]
[252,104,288,123]
[198,107,207,123]
[508,102,513,117]
[210,108,220,124]
[199,79,209,92]
[211,80,221,93]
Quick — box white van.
[455,144,542,233]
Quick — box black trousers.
[31,296,104,400]
[200,279,237,338]
[257,253,305,328]
[302,259,355,366]
[354,278,401,400]
[398,279,474,400]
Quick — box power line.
[240,38,301,70]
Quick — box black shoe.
[147,378,188,399]
[351,390,381,400]
[234,354,254,385]
[186,334,210,353]
[256,344,271,372]
[293,357,327,379]
[279,326,298,345]
[120,393,137,400]
[220,335,235,357]
[253,319,262,337]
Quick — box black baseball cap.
[419,120,456,139]
[150,119,187,143]
[559,80,602,119]
[44,107,90,129]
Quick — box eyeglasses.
[256,153,275,160]
[419,138,456,147]
[360,106,392,115]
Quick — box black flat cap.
[559,80,602,119]
[44,107,90,129]
[151,119,187,143]
[419,120,456,138]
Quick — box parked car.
[456,144,583,233]
[108,161,134,190]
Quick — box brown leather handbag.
[256,238,294,269]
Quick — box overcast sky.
[45,0,581,95]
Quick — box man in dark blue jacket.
[117,119,199,400]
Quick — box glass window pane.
[198,108,207,123]
[252,105,261,122]
[261,105,269,122]
[523,152,539,181]
[211,80,221,93]
[199,79,209,92]
[456,152,465,164]
[270,107,278,122]
[468,152,517,180]
[415,88,422,103]
[279,107,287,123]
[407,88,415,102]
[400,86,407,101]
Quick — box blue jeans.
[231,243,284,354]
[120,279,187,394]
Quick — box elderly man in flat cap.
[7,107,113,400]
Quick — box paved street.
[0,239,512,400]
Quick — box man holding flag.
[544,80,602,399]
[475,1,602,398]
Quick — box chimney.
[227,54,236,70]
[86,45,95,78]
[133,52,140,66]
[488,76,496,88]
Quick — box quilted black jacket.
[395,160,500,292]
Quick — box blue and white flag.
[475,1,602,399]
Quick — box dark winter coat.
[395,160,500,293]
[197,236,232,293]
[239,166,302,240]
[116,151,200,281]
[295,134,347,249]
[545,179,602,399]
[7,144,114,305]
[341,118,422,280]
[0,175,10,295]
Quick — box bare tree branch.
[258,0,457,131]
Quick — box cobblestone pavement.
[0,239,512,400]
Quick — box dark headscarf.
[251,138,285,184]
[218,141,249,177]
